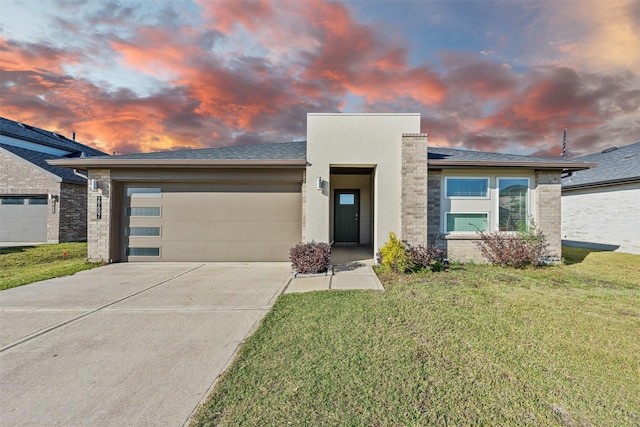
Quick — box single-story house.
[49,113,593,263]
[562,141,640,254]
[0,117,107,244]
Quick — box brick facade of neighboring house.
[0,116,106,244]
[562,142,640,255]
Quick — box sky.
[1,0,639,157]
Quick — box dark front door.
[334,190,360,243]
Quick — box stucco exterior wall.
[562,182,640,254]
[0,147,61,243]
[306,113,421,251]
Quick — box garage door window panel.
[126,227,161,237]
[1,198,25,205]
[128,207,161,217]
[126,247,160,257]
[127,187,161,197]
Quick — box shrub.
[406,244,447,272]
[377,232,409,273]
[289,241,331,274]
[378,233,447,273]
[474,219,550,268]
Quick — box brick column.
[87,169,112,262]
[535,170,562,258]
[427,170,442,247]
[401,133,428,246]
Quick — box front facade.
[0,117,106,244]
[50,113,591,263]
[562,142,640,254]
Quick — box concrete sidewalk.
[284,246,385,293]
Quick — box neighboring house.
[561,141,640,255]
[0,117,107,244]
[49,113,592,263]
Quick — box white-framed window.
[445,177,490,198]
[445,212,489,233]
[497,177,529,231]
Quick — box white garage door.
[121,182,302,262]
[0,196,48,243]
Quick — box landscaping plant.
[475,219,550,268]
[377,232,446,273]
[289,241,331,274]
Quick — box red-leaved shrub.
[474,221,550,268]
[289,241,331,274]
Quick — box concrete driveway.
[0,262,291,426]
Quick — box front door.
[334,190,360,243]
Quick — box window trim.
[444,176,490,199]
[496,177,530,232]
[444,212,490,233]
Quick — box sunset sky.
[1,0,639,157]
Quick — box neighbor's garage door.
[0,196,48,243]
[121,182,301,262]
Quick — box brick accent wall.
[59,182,88,242]
[87,169,112,262]
[442,235,486,262]
[535,170,562,258]
[427,170,442,247]
[1,148,61,242]
[401,133,428,246]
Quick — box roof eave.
[428,160,597,170]
[47,158,308,168]
[562,176,640,191]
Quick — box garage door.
[121,182,301,262]
[0,196,48,242]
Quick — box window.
[339,194,355,205]
[445,177,489,198]
[126,227,160,237]
[126,247,160,257]
[127,188,161,197]
[28,198,48,205]
[498,178,529,231]
[1,198,24,205]
[446,213,489,233]
[127,207,161,217]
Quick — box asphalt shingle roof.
[0,116,106,157]
[110,140,307,161]
[0,143,88,184]
[428,146,580,164]
[562,142,640,188]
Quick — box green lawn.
[0,242,100,290]
[193,249,640,426]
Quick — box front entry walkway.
[284,246,385,293]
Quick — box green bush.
[475,219,550,268]
[377,232,409,273]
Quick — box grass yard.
[0,242,100,290]
[193,249,640,426]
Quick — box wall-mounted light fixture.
[316,177,323,190]
[90,179,98,191]
[48,194,59,214]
